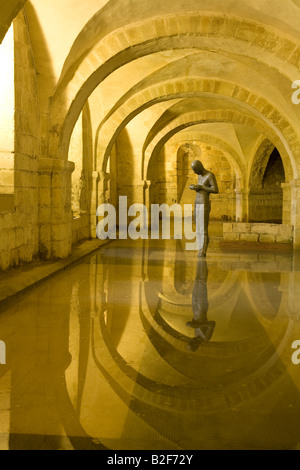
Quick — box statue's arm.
[189,174,219,193]
[201,174,219,194]
[189,184,202,191]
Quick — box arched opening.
[249,147,285,223]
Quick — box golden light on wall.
[69,111,83,218]
[0,24,14,194]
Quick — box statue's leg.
[187,258,209,328]
[198,202,211,257]
[195,204,205,254]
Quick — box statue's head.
[191,160,204,175]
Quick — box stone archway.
[248,140,286,223]
[0,0,27,43]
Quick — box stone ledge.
[0,239,110,308]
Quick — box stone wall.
[248,189,283,223]
[0,25,14,203]
[0,11,39,270]
[151,141,236,221]
[248,148,285,223]
[223,223,293,244]
[72,215,90,245]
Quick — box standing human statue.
[189,160,219,257]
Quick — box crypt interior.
[1,0,300,450]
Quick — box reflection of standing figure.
[186,259,216,351]
[189,160,219,257]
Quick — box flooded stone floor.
[0,239,300,450]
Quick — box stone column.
[143,180,151,211]
[88,170,111,238]
[131,180,147,206]
[281,182,292,225]
[89,170,100,238]
[142,180,151,228]
[38,158,74,260]
[235,188,249,222]
[290,179,300,249]
[98,171,110,204]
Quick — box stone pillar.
[143,180,151,211]
[290,179,300,249]
[235,188,249,222]
[89,170,100,238]
[281,182,292,225]
[98,171,110,204]
[132,180,147,206]
[88,170,111,238]
[142,180,151,228]
[38,158,74,260]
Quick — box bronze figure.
[189,160,219,257]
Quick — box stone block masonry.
[0,13,39,271]
[223,223,293,245]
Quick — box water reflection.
[186,259,215,351]
[0,241,300,449]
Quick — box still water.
[0,239,300,450]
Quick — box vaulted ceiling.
[2,0,300,184]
